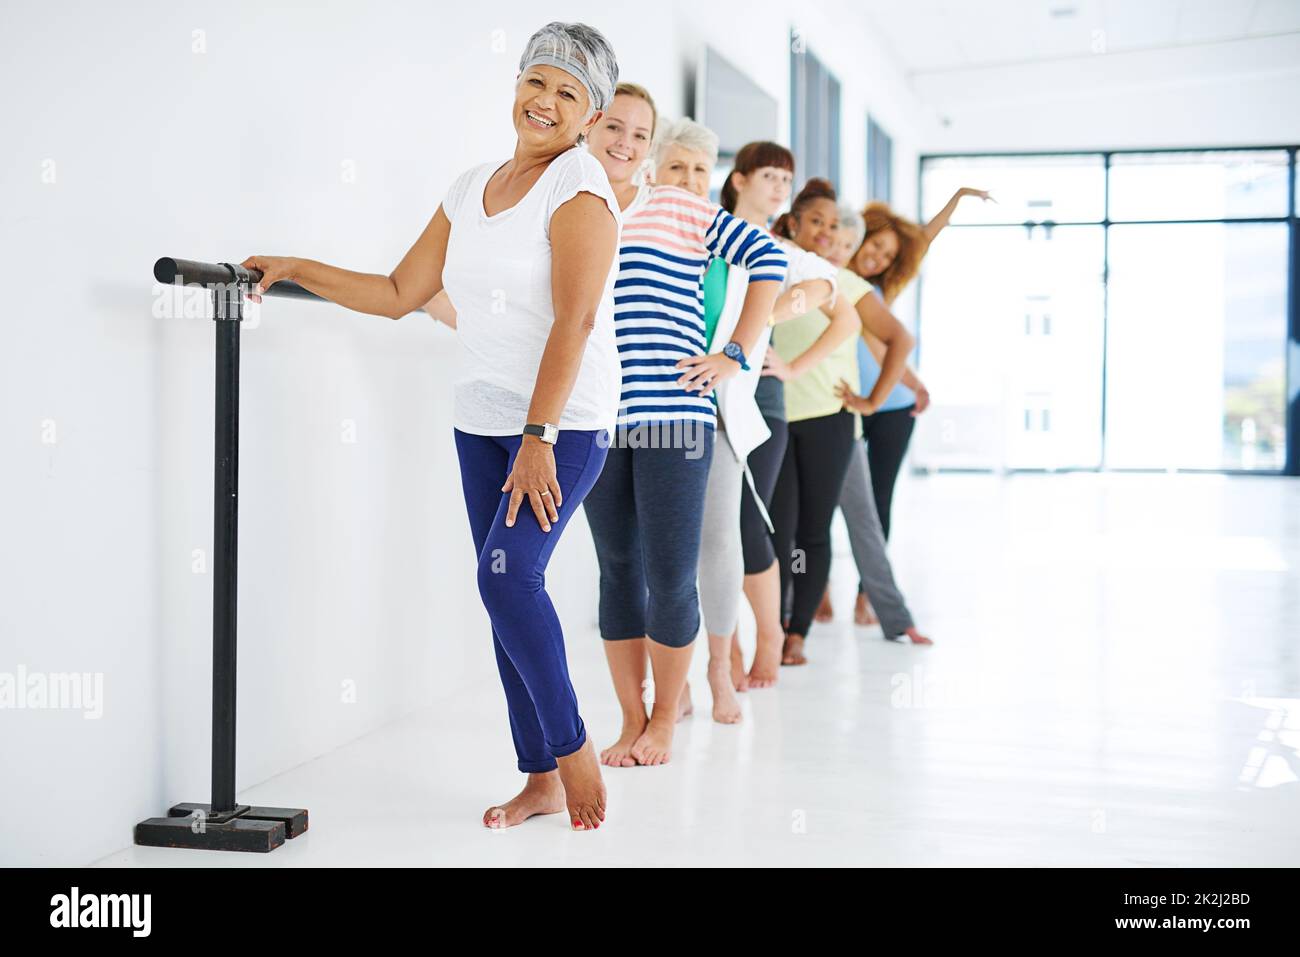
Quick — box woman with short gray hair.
[650,117,719,196]
[581,87,788,766]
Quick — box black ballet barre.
[135,255,311,853]
[153,256,324,302]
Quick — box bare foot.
[483,771,567,829]
[748,629,782,688]
[814,586,834,622]
[748,654,780,687]
[781,633,807,666]
[904,626,933,645]
[600,713,646,768]
[555,739,606,831]
[708,658,743,724]
[677,681,694,722]
[630,716,675,766]
[854,592,878,626]
[729,640,749,692]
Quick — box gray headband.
[520,54,605,114]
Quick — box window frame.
[915,146,1300,476]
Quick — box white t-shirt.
[440,145,622,435]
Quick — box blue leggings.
[453,428,609,773]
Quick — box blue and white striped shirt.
[613,184,787,430]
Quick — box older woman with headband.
[240,22,621,831]
[582,86,787,764]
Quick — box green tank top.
[702,258,729,350]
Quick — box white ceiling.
[861,0,1300,75]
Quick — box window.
[1107,221,1288,471]
[1110,150,1290,222]
[695,46,779,205]
[922,154,1105,225]
[790,31,841,190]
[867,115,892,203]
[916,219,1105,471]
[916,148,1296,474]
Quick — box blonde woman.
[582,86,787,763]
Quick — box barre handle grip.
[153,257,324,301]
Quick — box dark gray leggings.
[771,410,857,637]
[583,424,715,648]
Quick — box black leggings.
[740,416,789,575]
[861,404,916,541]
[771,410,857,637]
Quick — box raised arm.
[242,204,451,320]
[923,187,993,244]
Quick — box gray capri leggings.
[698,424,745,638]
[583,424,715,648]
[838,440,915,638]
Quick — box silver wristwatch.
[522,422,559,444]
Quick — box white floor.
[92,471,1300,867]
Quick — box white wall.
[0,0,922,865]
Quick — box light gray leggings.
[839,439,915,638]
[698,426,745,638]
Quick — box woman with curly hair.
[817,188,991,626]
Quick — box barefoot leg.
[483,770,567,829]
[814,584,834,622]
[743,562,783,688]
[555,740,606,830]
[729,637,749,692]
[708,631,742,723]
[781,632,807,666]
[854,589,879,626]
[632,640,693,765]
[904,625,933,645]
[600,639,648,767]
[677,680,694,721]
